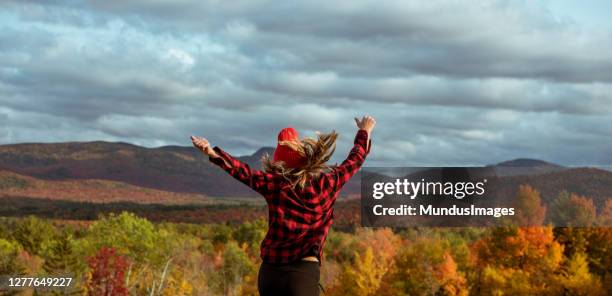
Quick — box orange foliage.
[472,227,563,272]
[513,185,546,226]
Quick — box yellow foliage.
[558,252,606,296]
[162,270,194,296]
[239,273,259,296]
[481,266,535,295]
[338,247,389,296]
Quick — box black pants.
[258,260,321,296]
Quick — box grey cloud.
[9,0,612,83]
[1,0,611,166]
[245,73,612,114]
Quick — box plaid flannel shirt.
[209,129,370,264]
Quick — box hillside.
[491,167,612,210]
[0,141,266,197]
[0,170,210,205]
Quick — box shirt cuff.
[209,146,232,170]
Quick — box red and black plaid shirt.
[209,129,370,264]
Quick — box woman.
[191,115,375,296]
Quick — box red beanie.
[273,127,305,168]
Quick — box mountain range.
[0,141,610,209]
[0,141,274,200]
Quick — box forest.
[0,185,610,295]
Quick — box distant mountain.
[491,167,612,210]
[494,158,557,167]
[239,147,275,168]
[0,141,264,197]
[1,142,609,210]
[488,158,565,176]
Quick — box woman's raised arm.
[191,135,276,195]
[324,115,375,191]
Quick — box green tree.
[44,232,80,274]
[549,191,597,227]
[0,217,12,240]
[232,219,266,256]
[12,215,56,256]
[324,229,356,263]
[211,223,233,245]
[43,232,84,296]
[211,241,255,296]
[0,239,26,296]
[83,212,160,265]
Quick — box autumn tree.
[597,199,612,226]
[161,269,195,296]
[513,185,546,226]
[549,192,605,286]
[0,238,25,273]
[556,252,605,296]
[0,238,26,296]
[383,237,468,296]
[338,247,388,296]
[471,227,563,271]
[554,226,611,290]
[12,215,56,256]
[549,191,597,227]
[87,247,130,296]
[471,226,564,294]
[582,228,612,281]
[210,241,255,296]
[326,228,400,295]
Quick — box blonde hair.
[262,131,338,188]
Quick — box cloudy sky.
[1,0,611,166]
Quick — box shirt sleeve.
[208,147,276,195]
[327,129,371,191]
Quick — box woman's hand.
[191,136,219,158]
[354,115,376,136]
